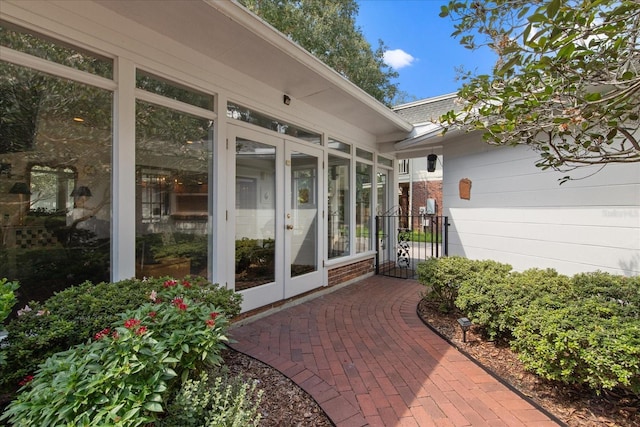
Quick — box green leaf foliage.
[159,371,263,427]
[0,276,241,393]
[417,256,512,313]
[440,0,640,175]
[450,260,640,394]
[0,278,19,325]
[1,280,236,426]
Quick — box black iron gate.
[375,211,449,279]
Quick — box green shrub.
[0,276,241,392]
[456,268,571,340]
[0,278,19,366]
[512,294,640,394]
[0,278,19,325]
[417,256,512,313]
[1,281,231,426]
[160,371,263,427]
[572,271,640,317]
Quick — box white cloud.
[383,49,415,69]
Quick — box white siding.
[443,134,640,276]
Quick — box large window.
[135,100,213,280]
[0,61,112,307]
[328,154,350,258]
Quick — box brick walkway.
[229,276,560,426]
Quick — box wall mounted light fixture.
[283,94,291,105]
[427,154,437,172]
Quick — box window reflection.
[356,162,372,253]
[135,101,212,279]
[235,138,276,289]
[328,154,350,258]
[29,166,75,214]
[0,63,112,307]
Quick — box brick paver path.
[229,276,560,426]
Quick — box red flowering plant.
[1,279,232,427]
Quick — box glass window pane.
[328,138,351,154]
[356,162,372,253]
[235,138,276,290]
[377,171,388,216]
[0,20,113,79]
[135,101,212,280]
[0,62,112,308]
[328,155,350,258]
[136,70,213,110]
[227,102,321,145]
[356,147,373,161]
[377,156,393,168]
[290,152,317,277]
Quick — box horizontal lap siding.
[443,135,640,276]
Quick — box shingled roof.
[393,93,461,125]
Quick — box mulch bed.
[417,298,640,427]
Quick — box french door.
[230,125,323,311]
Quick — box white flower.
[17,305,32,316]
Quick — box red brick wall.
[328,258,375,286]
[410,180,443,216]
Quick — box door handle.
[286,224,294,230]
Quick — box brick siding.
[328,258,375,286]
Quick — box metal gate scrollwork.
[375,207,448,279]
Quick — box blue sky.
[356,0,496,101]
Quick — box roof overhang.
[392,121,468,158]
[94,0,412,141]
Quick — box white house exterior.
[0,0,412,313]
[443,132,640,276]
[394,98,640,277]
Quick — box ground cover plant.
[0,276,251,426]
[418,257,640,396]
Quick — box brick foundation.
[233,258,376,321]
[328,258,375,286]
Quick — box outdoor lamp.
[457,317,472,343]
[427,154,437,172]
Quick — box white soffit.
[94,0,412,139]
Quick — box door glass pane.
[235,138,276,290]
[328,155,350,258]
[377,171,388,215]
[356,162,372,253]
[290,152,317,277]
[135,101,212,280]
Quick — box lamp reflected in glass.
[9,182,30,195]
[9,182,30,225]
[71,186,92,209]
[70,186,92,198]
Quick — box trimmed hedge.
[456,268,572,340]
[417,256,512,313]
[418,257,640,395]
